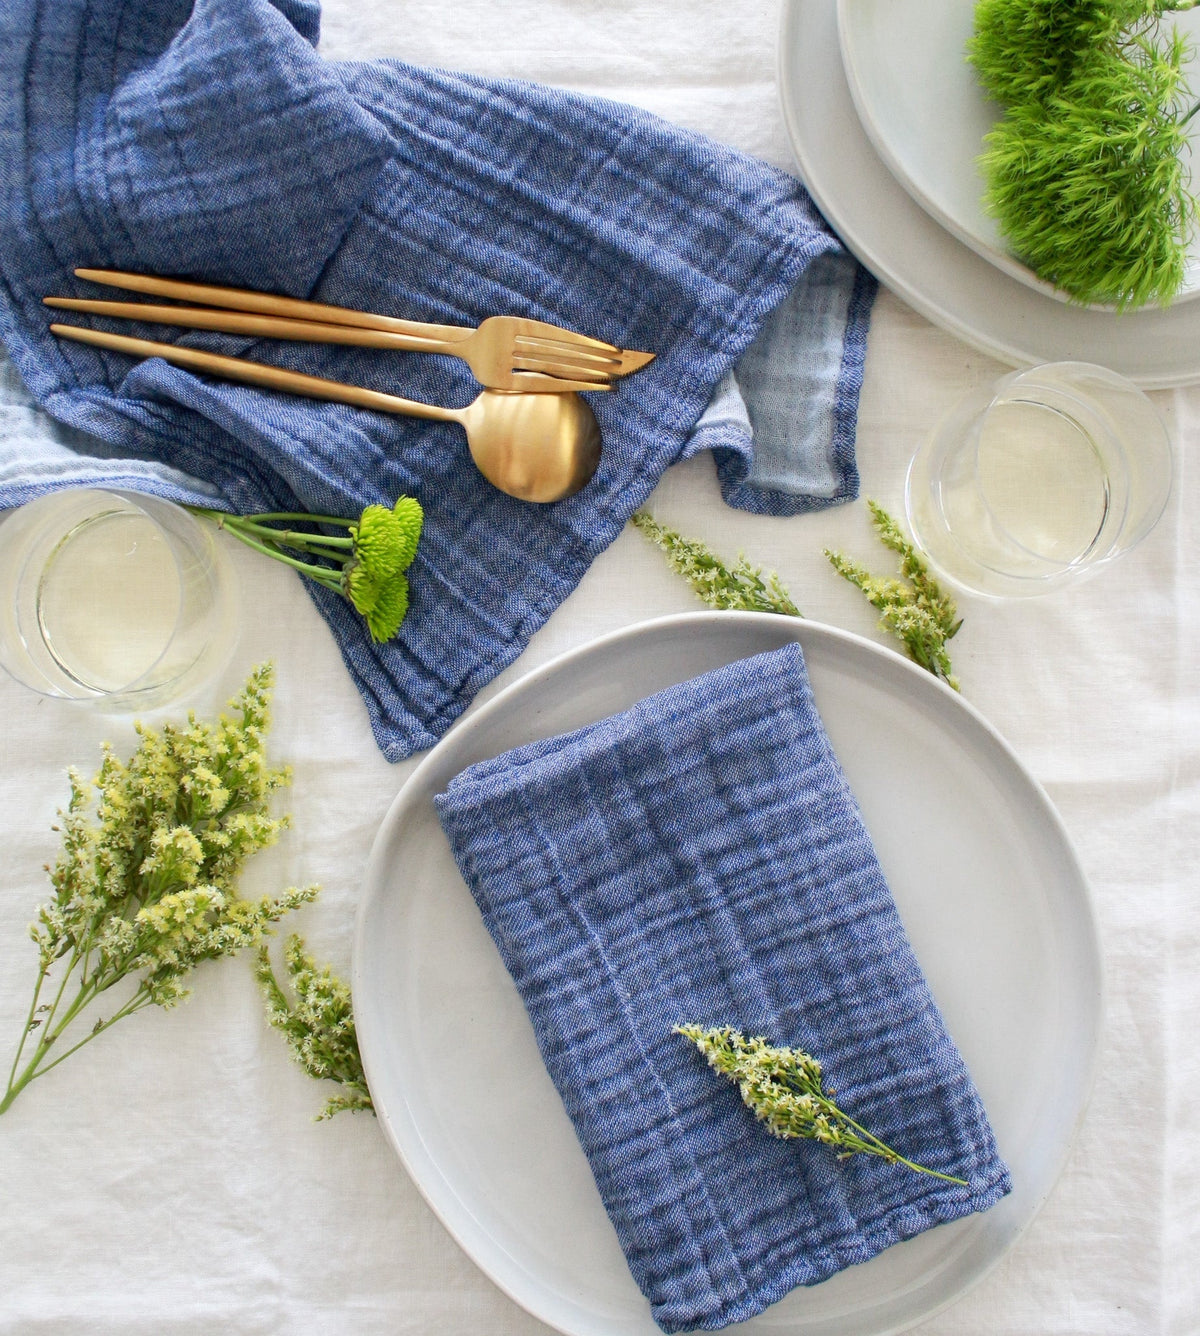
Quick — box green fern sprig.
[825,502,962,690]
[968,0,1151,106]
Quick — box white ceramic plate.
[836,0,1200,305]
[354,612,1103,1336]
[779,0,1200,386]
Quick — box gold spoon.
[49,324,602,504]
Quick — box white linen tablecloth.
[1,3,1196,1333]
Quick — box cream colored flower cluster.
[675,1024,966,1184]
[630,509,802,617]
[825,501,962,690]
[4,665,317,1115]
[255,934,372,1120]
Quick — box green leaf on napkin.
[190,495,423,643]
[676,1025,967,1185]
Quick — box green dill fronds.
[190,494,423,643]
[675,1024,967,1185]
[825,502,962,690]
[2,666,317,1114]
[255,935,373,1121]
[968,0,1200,308]
[630,510,801,617]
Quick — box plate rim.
[353,611,1105,1336]
[778,0,1200,387]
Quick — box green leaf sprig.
[630,509,801,616]
[632,505,963,687]
[2,665,316,1115]
[255,934,373,1121]
[969,0,1200,308]
[825,502,962,691]
[675,1025,967,1185]
[191,495,423,643]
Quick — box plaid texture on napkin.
[0,0,875,759]
[435,644,1011,1333]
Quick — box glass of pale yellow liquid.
[905,362,1173,599]
[0,488,237,708]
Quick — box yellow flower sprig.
[676,1025,967,1185]
[1,665,316,1115]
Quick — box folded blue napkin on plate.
[435,643,1011,1333]
[0,0,875,759]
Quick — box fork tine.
[514,336,655,379]
[510,370,612,393]
[512,355,615,385]
[514,333,623,364]
[613,349,656,374]
[513,340,627,374]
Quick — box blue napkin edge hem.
[655,1168,1013,1332]
[713,264,877,517]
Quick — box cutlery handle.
[74,268,473,345]
[46,297,457,356]
[50,325,461,425]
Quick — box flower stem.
[4,964,50,1096]
[216,517,355,552]
[832,1104,968,1185]
[1,972,96,1113]
[202,523,345,590]
[29,990,154,1081]
[218,511,355,528]
[0,983,152,1112]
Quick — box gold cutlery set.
[46,270,655,503]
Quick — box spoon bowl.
[457,390,601,503]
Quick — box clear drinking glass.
[0,488,238,709]
[905,362,1173,599]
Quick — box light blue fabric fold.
[435,644,1011,1333]
[0,0,876,758]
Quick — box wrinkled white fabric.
[0,3,1194,1334]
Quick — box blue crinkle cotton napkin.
[434,643,1011,1333]
[0,0,875,759]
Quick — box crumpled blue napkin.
[435,643,1011,1333]
[0,0,875,759]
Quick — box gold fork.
[46,269,655,393]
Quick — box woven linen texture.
[0,0,874,759]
